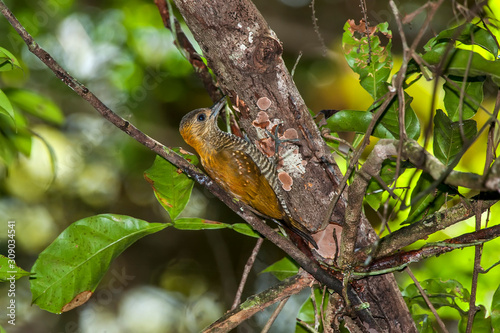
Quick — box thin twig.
[291,51,303,78]
[232,237,264,310]
[405,267,449,333]
[310,0,327,56]
[466,202,483,333]
[261,297,290,333]
[359,0,372,65]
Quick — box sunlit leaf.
[423,44,500,85]
[0,255,31,281]
[443,76,484,121]
[425,23,498,58]
[30,214,167,313]
[433,109,477,166]
[343,21,393,99]
[144,150,198,220]
[261,257,298,281]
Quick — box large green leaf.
[343,21,393,99]
[144,150,198,220]
[377,91,421,140]
[405,173,448,225]
[30,214,167,313]
[443,76,484,121]
[425,23,498,58]
[325,99,421,140]
[0,255,31,281]
[423,44,500,85]
[433,109,477,166]
[261,257,298,281]
[402,279,470,311]
[6,89,64,125]
[325,110,395,139]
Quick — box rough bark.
[172,0,417,331]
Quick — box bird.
[179,97,318,249]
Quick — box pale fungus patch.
[257,97,272,110]
[278,171,293,191]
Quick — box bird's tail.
[285,217,318,249]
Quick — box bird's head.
[179,97,226,153]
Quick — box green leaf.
[0,89,15,123]
[144,150,198,220]
[365,159,399,211]
[405,173,447,225]
[491,283,500,329]
[433,109,477,166]
[443,76,484,121]
[231,223,260,238]
[173,218,259,237]
[458,305,491,333]
[425,23,498,58]
[173,217,226,230]
[30,214,167,313]
[0,255,31,281]
[0,133,16,166]
[296,287,328,332]
[6,89,64,125]
[0,47,21,72]
[261,257,298,281]
[377,89,421,140]
[402,279,470,311]
[423,45,500,85]
[343,21,393,99]
[325,110,396,139]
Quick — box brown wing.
[202,148,283,220]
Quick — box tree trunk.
[172,0,417,331]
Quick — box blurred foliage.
[0,0,498,332]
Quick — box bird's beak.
[210,96,226,119]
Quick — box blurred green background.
[0,0,499,332]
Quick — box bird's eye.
[197,113,206,122]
